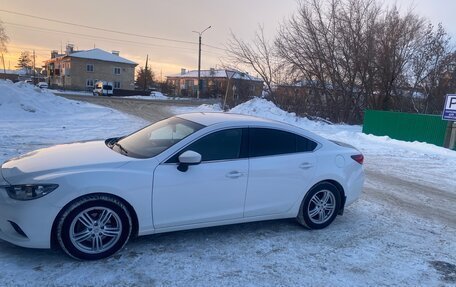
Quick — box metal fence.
[362,110,449,147]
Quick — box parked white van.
[37,82,48,89]
[93,81,113,96]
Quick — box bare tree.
[0,20,9,73]
[275,0,453,123]
[0,20,8,53]
[276,0,382,122]
[407,23,452,113]
[225,25,281,99]
[371,7,424,111]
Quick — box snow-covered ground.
[51,89,94,96]
[122,91,168,100]
[125,92,190,101]
[0,81,455,286]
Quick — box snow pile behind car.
[0,80,146,162]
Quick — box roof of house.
[167,69,263,82]
[67,48,137,65]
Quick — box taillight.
[351,154,364,165]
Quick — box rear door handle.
[299,162,313,170]
[226,171,244,179]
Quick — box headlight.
[3,184,59,201]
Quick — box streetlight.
[192,25,211,99]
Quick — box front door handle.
[226,171,244,179]
[299,162,313,170]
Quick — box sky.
[0,0,455,79]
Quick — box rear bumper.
[345,167,365,206]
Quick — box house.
[166,69,264,102]
[45,45,137,91]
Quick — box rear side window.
[249,128,317,157]
[297,135,318,152]
[167,128,245,163]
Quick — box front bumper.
[0,186,59,249]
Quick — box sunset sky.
[1,0,455,79]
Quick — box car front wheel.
[57,195,132,260]
[297,182,341,229]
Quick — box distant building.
[0,68,45,83]
[166,68,264,101]
[45,45,137,91]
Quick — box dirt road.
[58,94,219,122]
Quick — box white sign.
[442,94,456,121]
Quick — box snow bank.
[125,92,192,101]
[124,91,168,100]
[0,81,85,118]
[52,90,93,96]
[0,80,146,163]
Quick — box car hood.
[1,141,131,183]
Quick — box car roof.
[178,112,279,126]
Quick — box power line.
[203,43,228,52]
[4,22,201,53]
[0,9,207,47]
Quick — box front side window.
[87,64,94,72]
[112,117,204,158]
[167,128,245,163]
[249,128,317,157]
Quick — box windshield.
[110,117,204,158]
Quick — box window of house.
[86,64,94,72]
[249,128,317,157]
[185,80,194,88]
[114,81,121,89]
[114,67,121,75]
[86,79,94,87]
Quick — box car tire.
[57,195,132,260]
[297,182,341,229]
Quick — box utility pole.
[192,25,211,99]
[144,54,148,93]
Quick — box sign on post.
[442,94,456,121]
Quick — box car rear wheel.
[57,195,132,260]
[297,182,341,229]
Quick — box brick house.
[166,69,264,102]
[45,45,137,91]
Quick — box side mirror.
[177,150,202,172]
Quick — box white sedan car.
[0,113,364,260]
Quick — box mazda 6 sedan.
[0,113,364,260]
